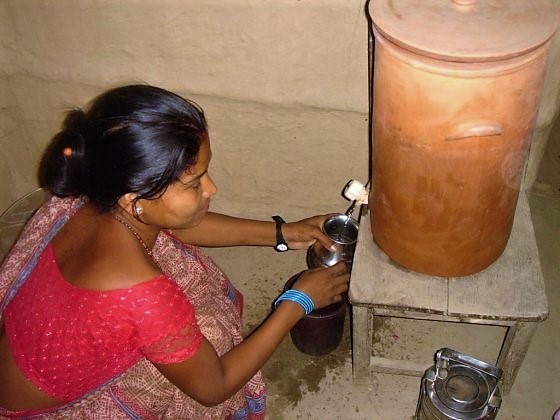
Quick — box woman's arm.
[171,212,275,246]
[155,300,302,406]
[171,212,335,251]
[154,261,349,406]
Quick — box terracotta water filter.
[369,0,559,276]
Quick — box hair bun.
[63,109,88,135]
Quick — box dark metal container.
[283,272,347,356]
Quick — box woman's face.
[140,135,217,230]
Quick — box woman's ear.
[117,192,138,214]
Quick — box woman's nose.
[202,174,217,198]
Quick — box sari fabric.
[0,196,266,419]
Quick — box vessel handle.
[446,121,503,141]
[452,0,476,6]
[437,348,503,379]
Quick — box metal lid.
[423,349,502,418]
[434,365,490,412]
[370,0,560,62]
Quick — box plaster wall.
[1,0,559,219]
[526,25,560,189]
[0,0,370,217]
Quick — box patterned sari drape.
[0,196,266,419]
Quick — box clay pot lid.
[370,0,560,62]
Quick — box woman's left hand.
[282,214,336,251]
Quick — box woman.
[0,85,349,419]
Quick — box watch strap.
[272,215,288,252]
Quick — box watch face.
[276,243,288,252]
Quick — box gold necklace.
[111,213,157,261]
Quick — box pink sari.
[0,196,266,419]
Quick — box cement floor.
[0,189,557,419]
[0,140,557,419]
[205,141,560,419]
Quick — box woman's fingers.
[292,261,350,310]
[328,260,350,276]
[282,214,336,251]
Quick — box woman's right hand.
[291,261,350,311]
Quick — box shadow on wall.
[533,114,560,198]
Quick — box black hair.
[38,84,207,211]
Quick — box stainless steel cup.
[307,214,359,268]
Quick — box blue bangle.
[274,289,315,315]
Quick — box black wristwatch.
[272,215,289,252]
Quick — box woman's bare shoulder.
[51,206,161,291]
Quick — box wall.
[0,0,370,219]
[1,0,559,219]
[525,26,560,190]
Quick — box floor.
[206,130,560,419]
[0,136,557,419]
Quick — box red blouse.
[3,243,202,401]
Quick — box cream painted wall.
[0,0,370,217]
[1,0,559,218]
[525,26,560,189]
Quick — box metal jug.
[306,213,359,268]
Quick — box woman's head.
[39,84,208,211]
